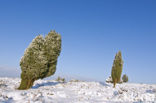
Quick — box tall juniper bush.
[111,51,123,88]
[18,30,61,90]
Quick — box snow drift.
[0,77,156,103]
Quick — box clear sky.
[0,0,156,84]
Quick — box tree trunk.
[18,79,35,90]
[113,79,117,88]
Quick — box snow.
[0,77,156,103]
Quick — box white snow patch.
[0,77,156,103]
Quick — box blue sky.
[0,0,156,83]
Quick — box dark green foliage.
[62,78,65,83]
[122,74,128,82]
[111,51,123,88]
[56,76,66,83]
[18,30,61,90]
[56,76,61,81]
[70,79,80,82]
[44,31,61,77]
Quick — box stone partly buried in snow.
[106,76,113,83]
[18,30,62,90]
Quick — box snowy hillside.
[0,77,156,103]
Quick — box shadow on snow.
[32,81,59,89]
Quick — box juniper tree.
[18,30,61,90]
[122,74,128,83]
[111,51,123,88]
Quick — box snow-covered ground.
[0,77,156,103]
